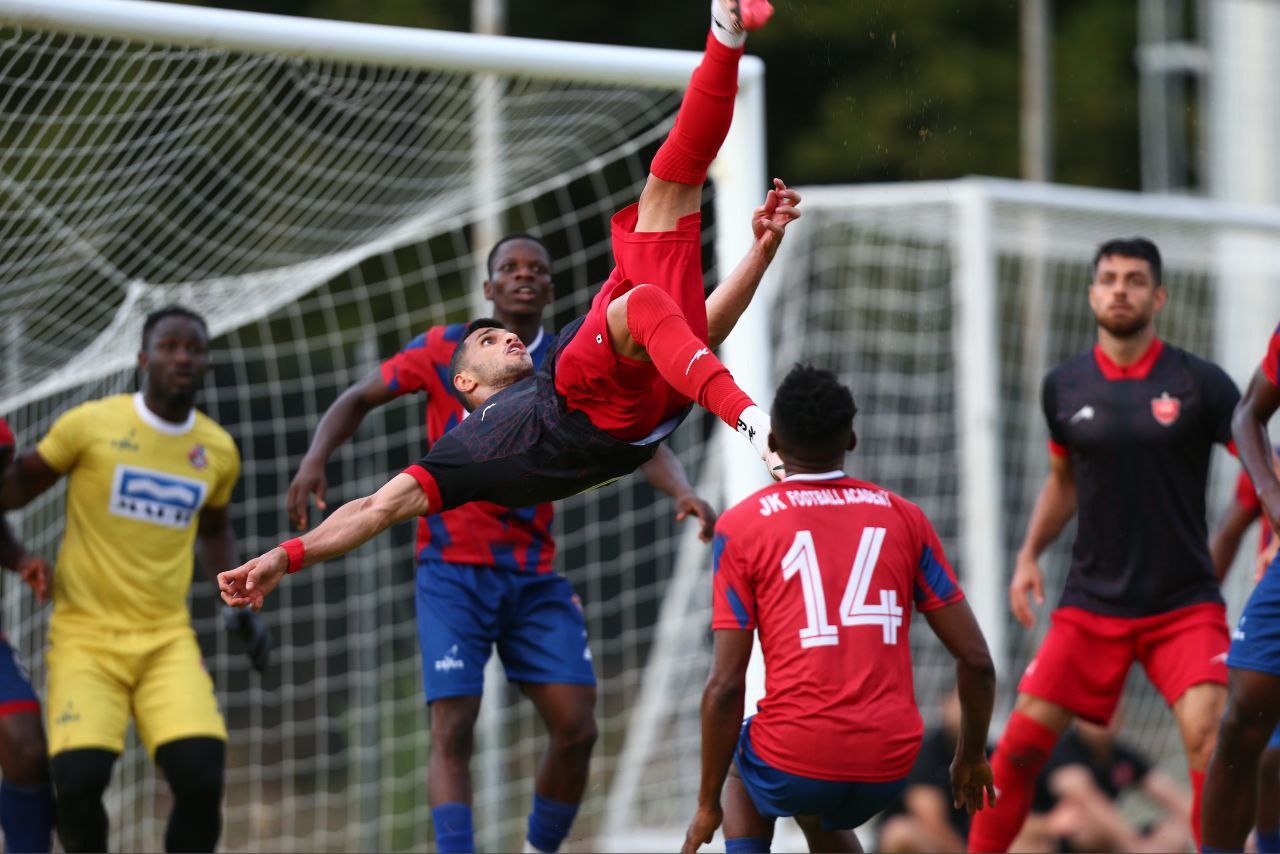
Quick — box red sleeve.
[379,329,441,397]
[912,509,965,613]
[1236,466,1262,515]
[0,417,12,451]
[1048,439,1068,458]
[711,524,757,631]
[1265,325,1280,388]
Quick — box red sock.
[649,31,743,185]
[967,711,1059,853]
[1190,768,1205,849]
[625,284,755,429]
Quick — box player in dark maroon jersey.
[220,3,797,604]
[681,366,996,854]
[284,235,717,853]
[1202,321,1280,852]
[0,417,54,853]
[968,238,1241,853]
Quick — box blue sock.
[526,793,580,853]
[726,837,771,854]
[432,802,474,853]
[0,780,54,854]
[1259,829,1280,853]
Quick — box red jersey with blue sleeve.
[1265,322,1280,388]
[711,471,965,782]
[379,324,556,573]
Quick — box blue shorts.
[0,634,39,716]
[1228,554,1280,676]
[415,560,595,702]
[734,718,907,832]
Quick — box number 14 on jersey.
[782,527,904,648]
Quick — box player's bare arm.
[639,444,717,542]
[1210,496,1258,582]
[221,471,431,610]
[1011,452,1077,628]
[0,445,50,602]
[683,627,754,854]
[287,369,399,530]
[1234,368,1280,535]
[922,598,997,816]
[705,178,801,349]
[0,451,61,511]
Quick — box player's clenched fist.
[219,548,288,611]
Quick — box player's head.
[138,305,210,401]
[483,235,554,321]
[1089,237,1167,338]
[450,318,535,411]
[767,364,857,472]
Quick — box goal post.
[0,1,768,850]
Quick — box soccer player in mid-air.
[0,307,271,853]
[286,233,717,854]
[967,238,1241,852]
[0,418,55,854]
[1202,320,1280,852]
[220,0,794,607]
[681,366,996,854]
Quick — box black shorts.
[406,318,687,511]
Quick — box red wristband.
[280,538,305,574]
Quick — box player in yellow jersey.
[0,306,270,853]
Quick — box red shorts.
[1018,602,1229,724]
[553,204,706,441]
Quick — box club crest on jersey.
[1151,392,1180,426]
[188,444,208,470]
[108,465,207,529]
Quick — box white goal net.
[0,1,767,851]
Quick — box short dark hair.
[1092,237,1163,285]
[448,318,506,410]
[486,233,551,278]
[142,305,208,349]
[771,364,857,453]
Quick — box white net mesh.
[0,10,743,852]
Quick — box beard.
[487,358,535,391]
[1095,309,1152,339]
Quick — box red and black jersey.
[712,472,965,782]
[380,324,555,573]
[1043,339,1239,617]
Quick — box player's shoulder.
[399,324,467,359]
[1045,350,1097,388]
[191,410,237,452]
[63,393,132,425]
[1163,342,1232,384]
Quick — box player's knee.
[549,713,597,760]
[1,717,49,785]
[431,709,478,762]
[51,748,115,808]
[156,737,225,801]
[1219,702,1273,754]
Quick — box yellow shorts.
[45,620,226,757]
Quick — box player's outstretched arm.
[1234,368,1280,535]
[639,445,717,542]
[705,178,801,350]
[922,599,997,817]
[1011,452,1076,628]
[683,627,753,854]
[287,370,399,530]
[220,471,432,610]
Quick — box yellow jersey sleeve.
[36,402,92,473]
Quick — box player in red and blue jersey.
[682,366,996,854]
[1203,321,1280,852]
[286,235,717,854]
[969,238,1241,853]
[0,417,55,854]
